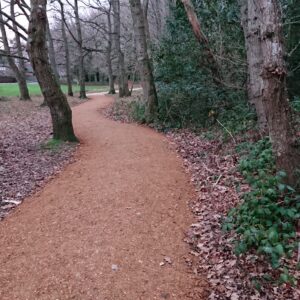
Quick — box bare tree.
[106,1,116,94]
[129,0,157,119]
[112,0,130,97]
[27,0,78,142]
[59,0,73,96]
[74,0,87,98]
[46,17,60,82]
[0,0,30,101]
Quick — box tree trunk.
[27,0,78,142]
[60,1,73,97]
[257,0,300,187]
[0,1,30,101]
[46,18,60,82]
[10,0,31,101]
[239,0,268,134]
[107,5,116,94]
[180,0,222,84]
[74,0,87,99]
[112,0,130,97]
[129,0,158,120]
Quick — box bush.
[152,1,249,130]
[224,138,300,282]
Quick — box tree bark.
[257,0,300,187]
[107,4,116,94]
[129,0,158,120]
[0,1,30,101]
[239,0,268,134]
[112,0,130,97]
[27,0,78,142]
[74,0,87,99]
[59,0,73,97]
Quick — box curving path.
[0,95,207,300]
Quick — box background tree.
[0,0,30,100]
[112,0,130,97]
[58,0,74,96]
[129,0,157,119]
[73,0,87,98]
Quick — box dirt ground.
[0,95,208,300]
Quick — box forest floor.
[0,94,209,300]
[0,95,87,219]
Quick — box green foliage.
[282,0,300,99]
[129,100,147,124]
[224,138,300,280]
[41,139,63,151]
[152,1,248,129]
[291,96,300,112]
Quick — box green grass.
[0,83,108,97]
[40,139,63,151]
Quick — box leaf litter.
[0,96,87,220]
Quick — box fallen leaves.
[168,130,299,300]
[0,96,84,220]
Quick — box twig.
[216,119,236,144]
[213,174,222,186]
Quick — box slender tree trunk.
[74,0,87,99]
[239,0,268,134]
[257,0,300,187]
[46,18,60,82]
[27,0,78,142]
[0,1,30,101]
[180,0,222,83]
[10,0,31,101]
[107,6,116,94]
[112,0,130,97]
[59,1,73,96]
[142,0,151,46]
[129,0,158,120]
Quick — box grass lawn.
[0,83,108,97]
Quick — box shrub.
[224,138,300,282]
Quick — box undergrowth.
[224,138,300,284]
[40,139,63,151]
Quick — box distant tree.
[58,0,74,96]
[46,17,60,82]
[0,0,30,101]
[73,0,87,99]
[128,0,158,119]
[112,0,130,97]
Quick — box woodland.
[0,0,300,299]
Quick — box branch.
[0,10,28,34]
[0,50,30,61]
[0,19,27,41]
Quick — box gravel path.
[0,95,208,300]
